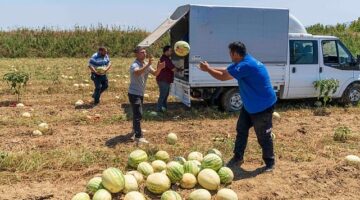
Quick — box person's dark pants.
[91,73,108,103]
[128,93,144,138]
[234,106,275,167]
[157,81,171,111]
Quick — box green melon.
[155,150,170,162]
[207,148,222,158]
[174,156,187,165]
[152,160,167,172]
[101,167,125,193]
[124,191,146,200]
[123,174,139,194]
[218,167,234,184]
[137,162,154,177]
[86,177,103,195]
[146,173,171,194]
[188,151,203,162]
[126,171,144,184]
[167,133,178,145]
[180,173,197,189]
[197,169,220,191]
[201,153,223,171]
[183,160,201,176]
[161,190,182,200]
[166,161,184,183]
[215,188,238,200]
[128,149,148,168]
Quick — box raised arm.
[199,61,233,81]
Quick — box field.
[0,58,359,200]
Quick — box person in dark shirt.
[156,45,177,112]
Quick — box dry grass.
[0,58,360,199]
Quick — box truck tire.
[221,88,242,112]
[340,83,360,105]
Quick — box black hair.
[98,46,107,51]
[163,45,172,53]
[228,41,247,57]
[134,46,145,53]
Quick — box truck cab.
[138,5,360,111]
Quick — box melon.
[174,156,186,165]
[273,112,281,119]
[96,66,107,74]
[86,177,103,195]
[166,161,184,183]
[155,150,170,162]
[32,130,42,136]
[197,169,220,191]
[218,167,234,184]
[123,174,138,194]
[21,112,31,118]
[38,122,49,133]
[101,167,125,193]
[188,189,212,200]
[16,103,25,107]
[124,191,146,200]
[128,149,148,168]
[183,160,201,176]
[215,188,238,200]
[152,160,167,172]
[188,151,203,162]
[345,155,360,165]
[167,133,178,145]
[126,171,144,184]
[137,162,154,177]
[161,190,182,200]
[146,173,171,194]
[201,153,223,171]
[75,100,84,106]
[180,173,197,189]
[174,41,190,57]
[71,192,90,200]
[92,189,112,200]
[207,148,222,158]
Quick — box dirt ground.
[0,58,359,200]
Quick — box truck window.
[322,40,354,69]
[290,40,318,65]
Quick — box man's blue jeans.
[91,73,108,103]
[157,81,170,111]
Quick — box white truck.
[139,5,360,111]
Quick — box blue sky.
[0,0,359,31]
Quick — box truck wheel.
[221,88,242,112]
[341,83,360,105]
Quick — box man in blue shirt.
[88,47,112,105]
[199,41,277,172]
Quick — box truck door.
[287,40,320,98]
[320,40,355,97]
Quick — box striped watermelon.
[146,173,171,194]
[187,151,203,162]
[152,160,167,172]
[128,149,148,168]
[155,151,170,162]
[180,173,197,189]
[123,174,139,194]
[174,156,187,165]
[71,192,90,200]
[216,188,238,200]
[183,160,201,176]
[161,190,182,200]
[201,153,223,171]
[137,162,154,177]
[166,161,184,183]
[188,189,212,200]
[197,169,220,190]
[101,167,125,193]
[124,191,146,200]
[86,177,103,195]
[92,189,112,200]
[207,148,222,158]
[126,171,144,184]
[218,167,234,184]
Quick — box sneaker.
[263,165,274,173]
[135,137,149,144]
[226,156,244,168]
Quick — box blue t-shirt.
[89,52,110,68]
[227,54,277,114]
